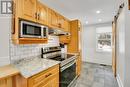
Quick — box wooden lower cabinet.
[13,64,59,87]
[0,77,13,87]
[28,73,59,87]
[76,54,82,76]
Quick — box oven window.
[23,24,41,36]
[60,63,76,87]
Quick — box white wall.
[124,0,130,87]
[82,22,112,65]
[116,5,125,87]
[113,0,130,87]
[0,14,11,66]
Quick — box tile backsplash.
[10,36,60,62]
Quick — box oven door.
[20,21,42,38]
[60,60,76,87]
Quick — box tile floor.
[75,62,119,87]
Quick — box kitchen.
[0,0,81,87]
[0,0,130,87]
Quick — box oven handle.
[60,60,76,72]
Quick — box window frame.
[96,28,112,53]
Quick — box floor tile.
[74,62,119,87]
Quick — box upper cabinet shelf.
[12,0,71,44]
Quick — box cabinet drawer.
[28,64,59,87]
[34,72,59,87]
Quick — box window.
[96,26,112,52]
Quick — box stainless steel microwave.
[20,21,48,38]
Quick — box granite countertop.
[12,57,60,78]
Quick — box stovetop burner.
[41,46,76,67]
[50,57,65,61]
[49,54,74,61]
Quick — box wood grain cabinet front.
[59,35,71,44]
[51,11,59,28]
[12,0,71,44]
[76,54,82,76]
[13,64,59,87]
[63,19,70,32]
[22,0,37,22]
[58,15,70,32]
[36,2,48,25]
[28,64,59,87]
[16,0,48,24]
[0,77,13,87]
[58,15,65,29]
[67,20,82,76]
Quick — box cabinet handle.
[35,13,37,19]
[45,73,52,78]
[37,13,40,20]
[58,23,61,28]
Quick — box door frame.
[112,18,117,77]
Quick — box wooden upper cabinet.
[22,0,37,22]
[47,8,52,27]
[58,15,70,32]
[37,2,48,25]
[58,15,65,29]
[51,11,58,27]
[64,19,70,32]
[47,9,58,28]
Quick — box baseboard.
[116,74,124,87]
[82,60,112,66]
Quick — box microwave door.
[20,22,42,38]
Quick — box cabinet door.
[51,11,58,27]
[63,19,70,32]
[76,54,82,76]
[51,73,59,87]
[58,15,65,29]
[58,16,70,32]
[37,2,48,25]
[41,81,51,87]
[47,8,52,27]
[0,77,13,87]
[59,35,71,44]
[22,0,37,22]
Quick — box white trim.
[116,74,124,87]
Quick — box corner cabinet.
[13,64,59,87]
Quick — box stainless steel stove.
[41,46,77,87]
[41,46,76,67]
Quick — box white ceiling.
[40,0,119,25]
